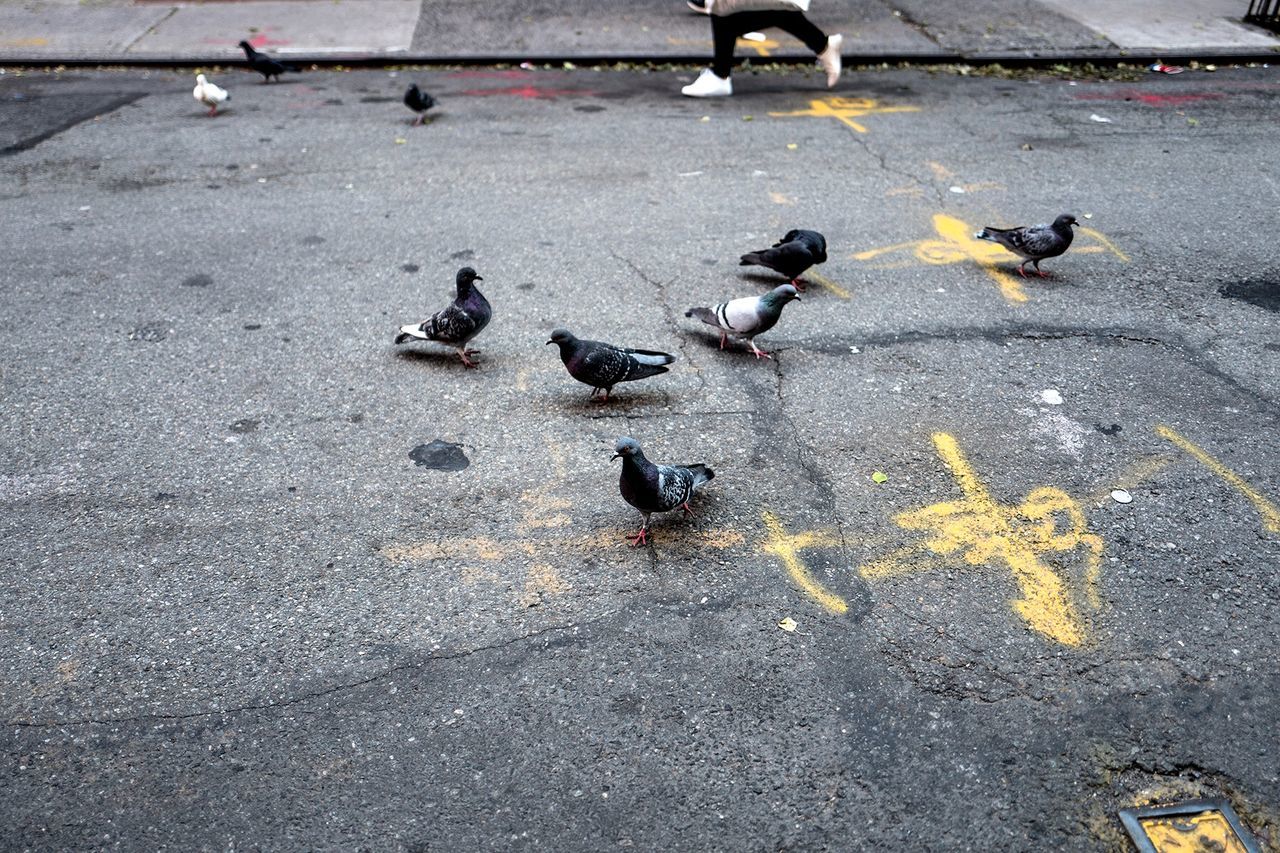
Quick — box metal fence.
[1246,0,1280,31]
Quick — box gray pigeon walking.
[394,267,492,367]
[685,284,800,359]
[974,214,1078,278]
[546,329,675,401]
[739,229,827,291]
[612,436,715,546]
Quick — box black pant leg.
[711,10,830,77]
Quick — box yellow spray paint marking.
[768,97,921,135]
[736,35,781,57]
[2,37,49,48]
[520,563,571,606]
[853,214,1127,304]
[768,191,796,206]
[859,433,1104,646]
[1157,425,1280,533]
[760,511,848,615]
[802,270,852,300]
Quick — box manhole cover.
[1118,798,1260,853]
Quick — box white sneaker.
[817,33,843,88]
[681,68,732,98]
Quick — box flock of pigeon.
[192,45,1080,546]
[392,222,1076,545]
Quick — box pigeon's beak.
[546,339,555,345]
[610,453,621,462]
[474,275,484,281]
[793,295,802,302]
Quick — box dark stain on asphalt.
[517,282,535,291]
[324,99,344,106]
[129,323,168,342]
[360,96,397,103]
[230,418,260,434]
[574,104,606,113]
[349,413,364,424]
[1218,279,1279,311]
[410,440,470,472]
[0,92,147,156]
[243,323,262,331]
[401,263,420,273]
[302,235,326,246]
[181,273,213,288]
[1095,423,1123,436]
[450,249,475,261]
[1265,342,1280,352]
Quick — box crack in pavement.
[5,621,584,729]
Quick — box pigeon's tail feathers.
[974,227,1002,242]
[394,324,429,344]
[739,252,765,267]
[685,307,718,328]
[685,463,715,488]
[629,350,676,367]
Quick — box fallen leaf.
[872,471,888,483]
[394,138,407,144]
[778,617,798,633]
[786,143,798,150]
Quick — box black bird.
[739,229,827,291]
[975,214,1079,278]
[546,329,675,401]
[394,267,492,367]
[238,41,298,83]
[404,84,437,125]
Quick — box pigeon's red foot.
[628,527,650,547]
[1037,269,1050,279]
[1017,265,1029,279]
[718,331,728,350]
[680,502,695,517]
[792,277,807,292]
[750,344,772,360]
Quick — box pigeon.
[974,214,1079,278]
[546,330,675,401]
[612,436,715,546]
[192,73,229,117]
[404,84,437,125]
[394,267,492,367]
[238,41,298,83]
[685,284,800,359]
[739,229,827,291]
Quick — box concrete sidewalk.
[0,0,1278,63]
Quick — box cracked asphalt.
[2,63,1279,850]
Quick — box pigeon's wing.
[409,302,479,345]
[740,241,815,279]
[618,347,675,382]
[572,341,630,387]
[718,295,764,333]
[656,463,714,511]
[1015,224,1067,258]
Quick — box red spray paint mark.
[1073,90,1224,108]
[459,85,597,100]
[447,70,535,80]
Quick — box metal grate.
[1245,0,1280,31]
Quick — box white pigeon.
[193,73,229,117]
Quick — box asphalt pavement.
[2,60,1279,851]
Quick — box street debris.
[778,617,798,632]
[1040,389,1065,405]
[1089,113,1113,123]
[1149,63,1183,74]
[1111,489,1133,504]
[872,471,888,483]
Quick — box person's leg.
[710,11,782,77]
[769,10,829,54]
